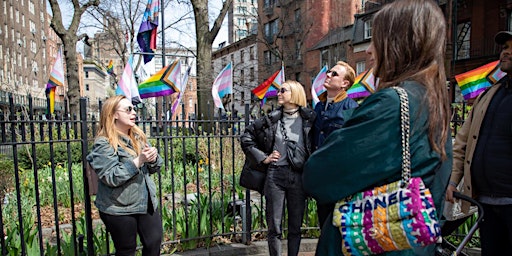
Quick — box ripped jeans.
[264,165,306,256]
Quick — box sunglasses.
[327,70,339,77]
[118,106,137,113]
[278,88,289,94]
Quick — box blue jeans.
[264,165,306,256]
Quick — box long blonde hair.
[372,0,450,159]
[96,95,146,156]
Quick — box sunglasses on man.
[327,70,339,77]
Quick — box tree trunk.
[191,0,232,129]
[63,36,80,117]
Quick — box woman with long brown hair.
[302,0,452,255]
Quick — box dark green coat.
[302,81,452,256]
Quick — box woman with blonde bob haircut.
[87,95,164,256]
[303,0,452,255]
[240,80,315,255]
[284,80,307,107]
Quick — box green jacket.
[302,81,452,255]
[87,136,163,215]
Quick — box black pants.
[99,206,162,256]
[317,203,334,231]
[264,165,306,256]
[479,203,512,256]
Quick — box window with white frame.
[356,61,366,75]
[29,1,35,15]
[364,19,372,39]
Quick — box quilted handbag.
[332,87,441,255]
[239,159,266,193]
[280,119,308,172]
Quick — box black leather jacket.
[240,107,316,172]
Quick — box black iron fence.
[0,93,471,255]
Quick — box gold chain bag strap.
[332,86,441,255]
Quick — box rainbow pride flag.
[311,65,328,108]
[455,60,506,100]
[106,60,114,76]
[137,0,160,63]
[138,59,181,99]
[45,49,65,114]
[252,66,284,100]
[212,62,233,109]
[347,68,377,99]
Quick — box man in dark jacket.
[446,31,512,256]
[311,61,359,230]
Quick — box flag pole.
[230,61,234,113]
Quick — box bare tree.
[48,0,100,116]
[190,0,232,122]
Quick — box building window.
[509,11,512,31]
[85,71,89,78]
[250,67,254,81]
[321,50,329,67]
[356,61,366,75]
[238,18,246,26]
[86,84,90,91]
[295,41,302,60]
[240,50,245,62]
[240,69,245,85]
[237,29,247,39]
[364,19,372,39]
[237,6,247,14]
[456,22,471,60]
[264,19,279,43]
[264,0,275,8]
[249,46,254,60]
[28,1,35,15]
[264,50,271,65]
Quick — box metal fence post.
[80,98,95,255]
[243,103,252,244]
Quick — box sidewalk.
[167,238,318,256]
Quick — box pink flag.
[212,63,233,109]
[311,65,328,108]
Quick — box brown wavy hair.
[96,95,146,156]
[372,0,450,159]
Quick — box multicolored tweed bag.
[332,177,441,255]
[332,87,441,255]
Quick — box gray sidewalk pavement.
[166,238,318,256]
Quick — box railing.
[0,93,473,255]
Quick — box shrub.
[18,142,82,169]
[0,154,14,198]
